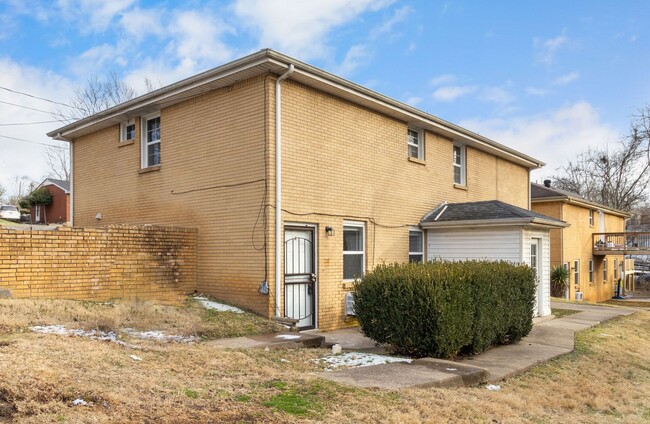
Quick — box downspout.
[275,64,294,317]
[54,132,73,227]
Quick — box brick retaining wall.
[0,225,197,303]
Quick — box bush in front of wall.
[352,260,536,358]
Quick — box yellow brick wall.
[0,225,196,302]
[73,75,270,315]
[532,200,626,303]
[277,80,531,330]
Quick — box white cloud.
[169,10,234,69]
[525,87,548,96]
[56,0,136,33]
[553,71,580,86]
[335,44,371,76]
[432,85,476,101]
[430,74,456,86]
[404,96,422,106]
[534,33,568,65]
[459,102,620,178]
[232,0,394,60]
[119,7,165,42]
[478,86,515,104]
[371,5,412,38]
[0,58,74,192]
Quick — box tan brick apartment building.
[48,50,565,330]
[531,181,630,302]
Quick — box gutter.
[420,217,569,230]
[274,64,294,317]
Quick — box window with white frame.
[589,209,594,226]
[614,259,618,279]
[120,119,136,142]
[343,222,365,280]
[453,144,466,185]
[409,229,424,263]
[407,128,423,159]
[574,259,580,285]
[142,113,161,168]
[588,259,594,284]
[603,258,607,281]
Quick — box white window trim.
[574,259,580,285]
[120,119,136,143]
[603,258,607,281]
[343,220,365,282]
[407,127,423,160]
[589,209,594,226]
[614,259,618,279]
[588,259,594,283]
[453,143,466,186]
[409,228,424,263]
[141,112,161,168]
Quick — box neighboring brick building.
[47,49,565,330]
[531,181,630,302]
[31,178,70,224]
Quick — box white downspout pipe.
[54,132,73,226]
[275,64,294,317]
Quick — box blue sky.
[1,0,649,194]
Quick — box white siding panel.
[427,227,522,263]
[524,229,552,317]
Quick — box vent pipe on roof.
[543,179,552,188]
[275,64,294,318]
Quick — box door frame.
[284,222,318,330]
[531,237,544,315]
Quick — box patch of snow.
[314,352,412,371]
[71,398,88,406]
[194,296,245,313]
[446,368,458,371]
[486,384,501,391]
[30,325,124,345]
[130,355,142,361]
[121,328,197,343]
[331,343,342,354]
[275,334,301,340]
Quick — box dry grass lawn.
[0,298,648,423]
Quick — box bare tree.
[60,72,137,121]
[42,145,70,181]
[0,183,6,203]
[7,175,35,206]
[552,106,650,212]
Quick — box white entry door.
[284,227,316,329]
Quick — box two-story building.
[531,180,630,302]
[47,49,566,330]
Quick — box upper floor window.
[343,221,365,281]
[409,229,424,263]
[142,113,161,168]
[589,209,594,226]
[120,119,136,142]
[407,128,423,160]
[453,144,466,185]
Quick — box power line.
[0,120,61,126]
[0,100,73,120]
[0,134,69,150]
[0,86,82,110]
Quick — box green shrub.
[352,260,535,358]
[550,265,569,298]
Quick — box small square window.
[409,229,424,263]
[453,144,466,185]
[120,120,136,142]
[407,128,423,159]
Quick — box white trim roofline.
[421,217,569,230]
[47,49,545,169]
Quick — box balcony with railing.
[593,232,650,255]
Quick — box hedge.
[352,260,536,358]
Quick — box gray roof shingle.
[421,200,566,226]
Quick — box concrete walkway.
[318,301,635,389]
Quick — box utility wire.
[0,100,73,121]
[0,120,61,126]
[0,134,69,150]
[0,86,82,111]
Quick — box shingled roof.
[531,182,629,218]
[420,200,568,229]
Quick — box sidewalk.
[317,301,635,389]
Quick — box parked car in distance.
[0,205,21,222]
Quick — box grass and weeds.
[0,218,20,227]
[0,298,648,422]
[551,308,582,319]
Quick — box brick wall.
[0,225,197,303]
